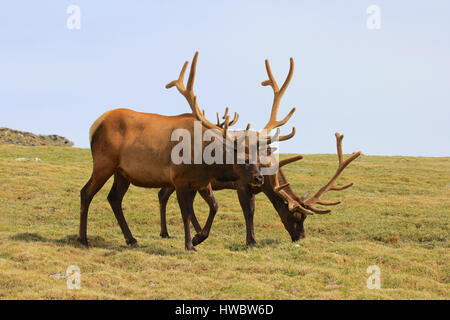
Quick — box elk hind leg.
[107,171,138,246]
[158,188,174,238]
[189,191,202,233]
[192,186,218,246]
[159,188,201,238]
[79,161,115,248]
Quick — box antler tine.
[186,51,198,92]
[316,200,341,206]
[278,126,296,142]
[165,53,197,109]
[262,126,296,146]
[222,107,229,120]
[270,173,316,216]
[165,61,189,91]
[228,112,239,126]
[223,114,230,131]
[336,132,344,165]
[216,108,240,128]
[216,112,220,125]
[279,57,295,96]
[279,154,303,168]
[216,106,230,125]
[262,59,279,92]
[262,58,296,132]
[303,132,361,214]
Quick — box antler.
[303,133,361,214]
[166,52,247,135]
[268,155,316,216]
[216,107,239,128]
[269,171,316,217]
[261,58,296,142]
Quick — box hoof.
[185,244,197,252]
[126,238,139,247]
[160,232,170,239]
[77,237,89,249]
[192,233,207,247]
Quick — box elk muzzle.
[252,174,264,185]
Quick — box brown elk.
[160,135,361,245]
[159,55,296,246]
[79,52,293,251]
[158,57,361,245]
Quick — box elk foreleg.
[175,187,197,251]
[237,185,256,245]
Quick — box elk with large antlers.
[158,57,361,244]
[79,52,278,251]
[159,133,360,244]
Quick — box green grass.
[0,145,448,299]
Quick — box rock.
[0,127,74,147]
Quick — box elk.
[158,58,361,245]
[79,52,289,251]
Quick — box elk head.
[267,133,361,241]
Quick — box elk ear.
[293,208,314,219]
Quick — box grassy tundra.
[0,145,448,299]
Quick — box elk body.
[79,52,273,251]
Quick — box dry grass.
[0,145,448,299]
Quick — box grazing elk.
[158,57,361,245]
[79,52,292,251]
[159,56,296,247]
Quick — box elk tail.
[89,110,112,148]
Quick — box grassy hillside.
[0,145,448,299]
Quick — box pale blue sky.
[1,1,449,156]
